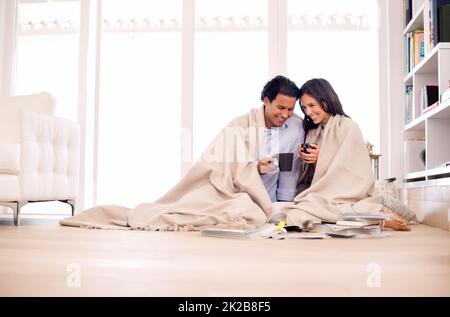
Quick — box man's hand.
[298,143,320,164]
[257,156,278,174]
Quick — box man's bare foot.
[381,207,411,231]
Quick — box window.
[15,0,80,121]
[287,0,380,151]
[97,0,182,206]
[193,0,268,160]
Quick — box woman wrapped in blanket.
[295,78,410,231]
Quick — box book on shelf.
[414,30,425,66]
[405,0,412,26]
[407,32,413,71]
[440,4,450,42]
[407,32,413,72]
[405,85,413,124]
[420,84,439,113]
[405,30,425,72]
[428,0,450,49]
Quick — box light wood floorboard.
[0,217,449,296]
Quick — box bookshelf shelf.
[404,43,450,84]
[404,116,426,131]
[403,3,424,35]
[402,0,450,183]
[430,99,450,118]
[406,165,450,180]
[404,98,450,131]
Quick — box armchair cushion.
[0,144,20,174]
[20,112,80,201]
[0,175,20,201]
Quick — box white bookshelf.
[402,0,450,183]
[403,3,424,36]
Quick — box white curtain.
[97,0,182,206]
[287,0,380,150]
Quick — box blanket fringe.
[130,224,198,232]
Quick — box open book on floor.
[334,212,390,228]
[200,223,280,240]
[272,232,330,239]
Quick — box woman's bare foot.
[381,207,411,231]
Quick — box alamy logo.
[366,263,381,288]
[66,263,81,288]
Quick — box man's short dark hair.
[260,75,300,102]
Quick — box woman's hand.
[298,143,320,165]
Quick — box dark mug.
[277,153,294,172]
[301,143,311,154]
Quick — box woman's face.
[300,93,331,125]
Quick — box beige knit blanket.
[281,114,383,226]
[60,106,273,230]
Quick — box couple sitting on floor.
[60,76,412,232]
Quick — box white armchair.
[0,92,80,225]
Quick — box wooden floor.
[0,216,449,296]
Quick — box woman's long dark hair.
[299,78,350,139]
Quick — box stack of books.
[315,212,391,238]
[200,213,391,240]
[339,212,389,224]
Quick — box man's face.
[263,93,297,128]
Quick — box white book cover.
[200,223,278,240]
[341,212,390,221]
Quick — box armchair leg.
[14,202,27,226]
[0,201,27,226]
[13,203,19,226]
[60,200,76,216]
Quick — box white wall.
[378,0,403,180]
[0,0,6,95]
[0,0,17,96]
[0,1,10,214]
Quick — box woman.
[294,78,410,231]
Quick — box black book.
[439,4,450,42]
[430,0,450,46]
[405,0,412,25]
[423,85,439,111]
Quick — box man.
[257,76,304,202]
